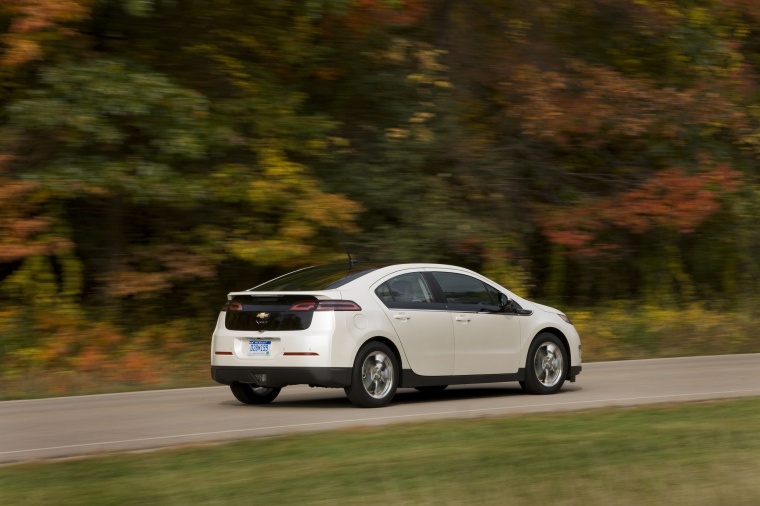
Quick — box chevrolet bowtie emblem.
[256,312,270,319]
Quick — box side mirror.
[499,293,515,312]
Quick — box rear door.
[373,271,454,376]
[429,270,521,375]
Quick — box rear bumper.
[211,366,351,388]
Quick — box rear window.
[252,263,383,291]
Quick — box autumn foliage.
[2,0,760,397]
[540,165,743,254]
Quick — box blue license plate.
[248,340,271,356]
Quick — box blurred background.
[1,0,759,398]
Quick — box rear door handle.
[455,315,471,323]
[393,313,410,322]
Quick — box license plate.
[248,340,272,356]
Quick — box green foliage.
[1,0,760,394]
[5,59,217,196]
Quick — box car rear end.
[210,290,361,388]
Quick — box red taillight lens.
[289,301,317,311]
[316,300,362,311]
[289,300,361,311]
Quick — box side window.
[432,272,496,306]
[485,284,502,305]
[375,272,434,306]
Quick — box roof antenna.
[336,228,356,267]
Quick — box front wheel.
[230,382,281,404]
[345,342,399,408]
[521,333,567,395]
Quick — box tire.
[345,342,399,408]
[230,382,281,404]
[414,385,448,394]
[521,333,567,395]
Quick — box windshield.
[251,263,384,291]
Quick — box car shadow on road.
[219,384,582,409]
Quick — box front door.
[429,271,521,375]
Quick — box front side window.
[375,272,435,306]
[431,272,498,306]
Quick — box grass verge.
[2,398,760,505]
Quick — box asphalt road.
[2,354,759,465]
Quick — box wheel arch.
[358,336,404,369]
[530,327,572,380]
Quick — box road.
[2,354,759,465]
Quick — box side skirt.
[400,369,526,388]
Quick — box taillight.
[316,300,362,311]
[289,301,317,311]
[289,300,362,311]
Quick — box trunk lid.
[224,291,338,332]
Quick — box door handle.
[455,315,471,323]
[393,313,410,321]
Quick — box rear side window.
[375,273,435,305]
[431,272,497,306]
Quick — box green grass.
[2,398,760,505]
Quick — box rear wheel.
[345,342,399,408]
[230,382,281,404]
[521,333,567,395]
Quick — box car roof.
[247,262,482,292]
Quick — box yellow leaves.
[385,127,409,139]
[1,257,55,299]
[328,136,351,147]
[505,18,531,43]
[687,7,709,27]
[570,302,755,361]
[227,239,311,266]
[409,111,435,123]
[217,146,360,265]
[481,240,531,297]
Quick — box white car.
[211,263,582,408]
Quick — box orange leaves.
[539,165,742,255]
[603,165,741,234]
[1,302,207,394]
[502,57,746,258]
[1,0,91,66]
[343,0,428,33]
[506,61,742,149]
[0,170,72,262]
